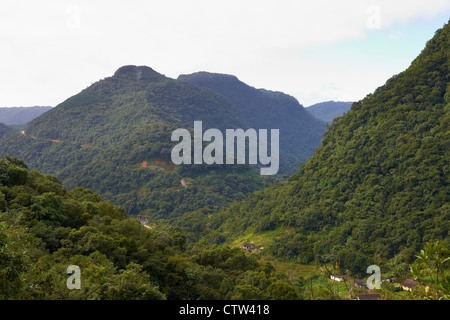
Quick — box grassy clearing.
[228,227,287,248]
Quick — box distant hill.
[306,101,353,124]
[0,106,52,125]
[178,72,327,174]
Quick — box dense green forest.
[200,22,450,277]
[1,156,447,300]
[0,156,304,300]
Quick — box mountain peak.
[113,65,165,82]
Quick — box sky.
[0,0,449,108]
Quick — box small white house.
[330,274,345,282]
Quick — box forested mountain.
[0,106,52,125]
[204,22,450,275]
[178,72,327,174]
[0,66,277,224]
[0,65,322,229]
[306,101,353,124]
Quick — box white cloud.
[0,0,449,107]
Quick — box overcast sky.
[1,0,449,108]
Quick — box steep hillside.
[178,72,327,174]
[0,106,52,125]
[206,22,450,274]
[306,101,353,124]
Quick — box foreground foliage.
[0,156,299,300]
